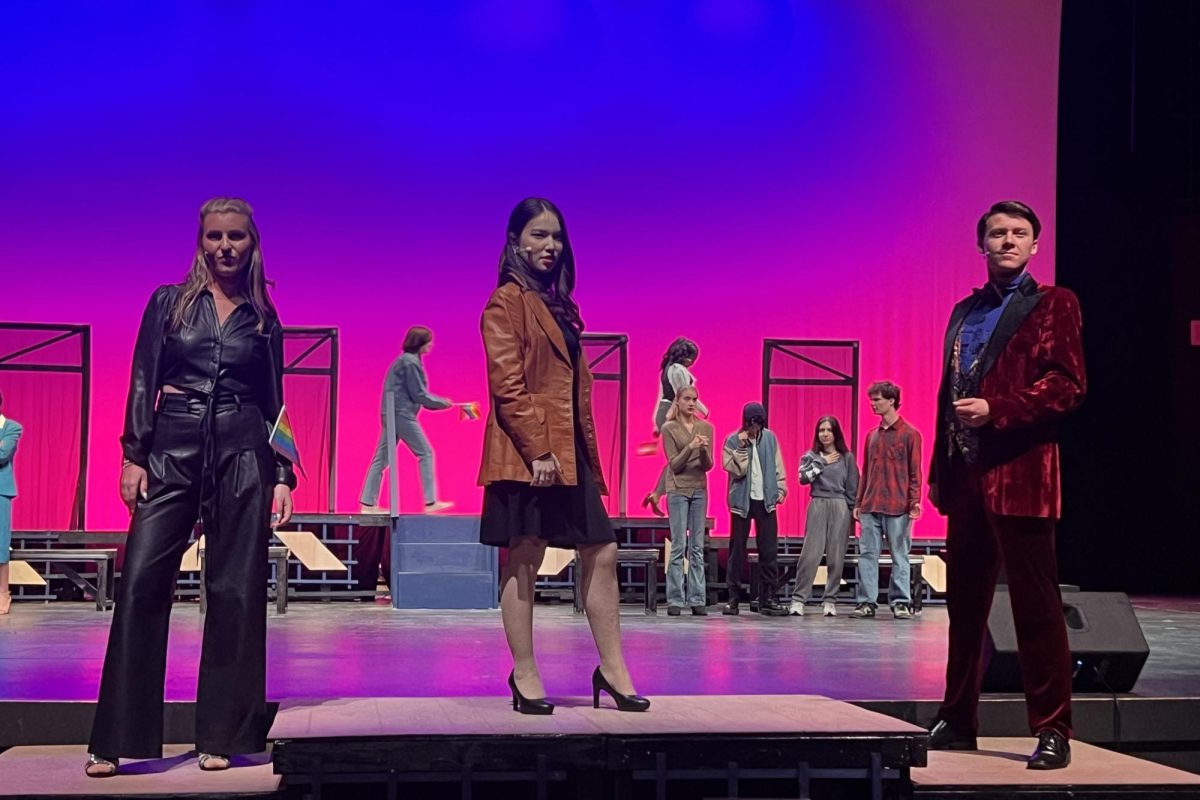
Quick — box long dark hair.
[811,415,850,455]
[659,337,699,372]
[497,197,583,334]
[172,197,277,333]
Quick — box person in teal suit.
[0,389,23,616]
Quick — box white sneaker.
[789,601,804,616]
[823,600,837,617]
[359,504,388,515]
[424,501,455,514]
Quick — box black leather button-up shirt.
[121,284,296,488]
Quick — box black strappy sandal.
[84,754,119,777]
[198,753,231,771]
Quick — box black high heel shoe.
[508,671,554,715]
[641,493,665,518]
[592,666,650,712]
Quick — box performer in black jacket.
[86,198,295,777]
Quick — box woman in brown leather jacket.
[86,198,296,777]
[478,197,648,714]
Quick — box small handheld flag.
[457,401,481,421]
[269,405,307,479]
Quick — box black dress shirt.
[121,284,296,488]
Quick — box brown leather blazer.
[477,280,606,492]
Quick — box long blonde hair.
[170,197,278,332]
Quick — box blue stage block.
[391,572,498,610]
[392,514,481,544]
[390,515,498,609]
[395,542,494,572]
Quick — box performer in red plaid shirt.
[851,381,922,620]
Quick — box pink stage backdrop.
[1,2,1062,537]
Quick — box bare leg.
[501,535,548,699]
[0,563,10,615]
[578,541,637,695]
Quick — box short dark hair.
[402,326,433,354]
[867,380,901,410]
[741,402,767,430]
[976,200,1041,249]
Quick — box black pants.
[727,500,779,603]
[89,395,274,758]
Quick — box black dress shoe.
[722,601,740,616]
[929,719,977,751]
[1028,729,1071,770]
[667,606,682,617]
[691,605,708,616]
[508,671,554,715]
[592,666,650,712]
[758,600,789,616]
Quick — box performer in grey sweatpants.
[790,416,859,617]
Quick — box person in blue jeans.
[360,325,455,514]
[852,381,923,620]
[660,386,714,615]
[0,389,23,616]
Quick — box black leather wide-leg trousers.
[90,395,275,758]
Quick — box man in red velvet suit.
[927,201,1086,770]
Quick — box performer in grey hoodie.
[790,416,859,617]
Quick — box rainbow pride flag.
[457,401,481,421]
[269,405,306,478]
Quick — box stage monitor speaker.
[982,590,1148,693]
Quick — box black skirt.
[479,434,616,549]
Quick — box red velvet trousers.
[938,477,1073,738]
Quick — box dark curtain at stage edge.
[1056,0,1200,593]
[0,330,87,530]
[764,344,858,539]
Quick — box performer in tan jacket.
[478,197,648,715]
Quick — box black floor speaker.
[982,590,1149,693]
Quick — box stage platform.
[1,599,1198,797]
[0,745,278,798]
[912,737,1200,799]
[269,694,925,797]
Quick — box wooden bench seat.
[9,548,117,611]
[746,552,926,612]
[573,548,660,615]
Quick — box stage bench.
[747,552,926,612]
[573,548,659,615]
[198,545,291,615]
[9,548,117,611]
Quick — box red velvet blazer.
[929,274,1086,519]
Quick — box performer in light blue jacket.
[0,389,22,615]
[359,326,454,513]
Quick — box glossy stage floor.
[1,598,1199,798]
